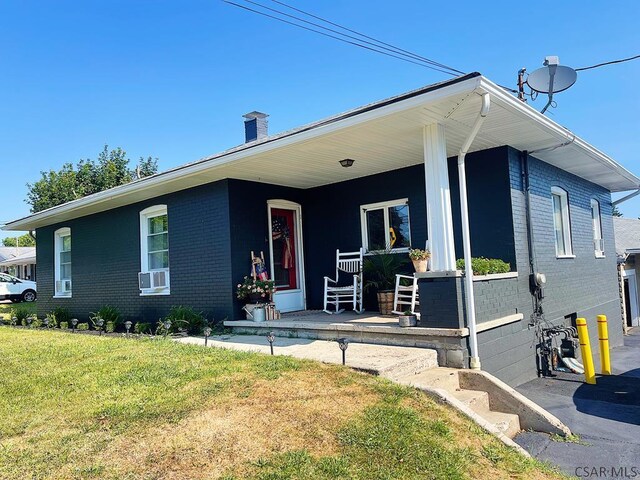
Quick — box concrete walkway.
[515,328,640,477]
[176,334,438,379]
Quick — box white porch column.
[423,123,457,272]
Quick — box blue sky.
[1,0,639,241]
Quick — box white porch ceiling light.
[339,158,355,168]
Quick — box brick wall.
[36,180,233,323]
[476,147,622,386]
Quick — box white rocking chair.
[392,274,420,319]
[323,248,364,314]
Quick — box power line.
[223,0,521,95]
[269,0,465,75]
[576,54,640,72]
[222,0,462,76]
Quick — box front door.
[268,201,305,312]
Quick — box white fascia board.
[478,78,640,192]
[3,76,482,232]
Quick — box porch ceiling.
[5,74,638,231]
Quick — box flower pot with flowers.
[408,248,431,273]
[236,276,276,304]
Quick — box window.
[591,199,604,257]
[54,227,72,296]
[361,199,411,252]
[551,187,573,257]
[139,205,170,294]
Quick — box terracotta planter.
[377,291,395,315]
[412,258,430,273]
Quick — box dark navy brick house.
[5,73,638,386]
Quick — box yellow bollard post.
[597,315,612,375]
[576,318,596,385]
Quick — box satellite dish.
[524,57,578,114]
[527,65,577,94]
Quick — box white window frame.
[54,227,72,297]
[551,187,574,258]
[591,199,605,258]
[139,205,170,295]
[360,198,411,253]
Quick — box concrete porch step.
[450,389,490,412]
[397,367,523,439]
[395,367,461,390]
[481,410,521,439]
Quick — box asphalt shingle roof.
[613,217,640,257]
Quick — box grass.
[0,302,36,321]
[0,328,566,479]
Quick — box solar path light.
[337,338,349,365]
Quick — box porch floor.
[225,310,468,336]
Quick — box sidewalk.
[176,334,438,378]
[515,328,640,477]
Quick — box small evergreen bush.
[77,323,89,331]
[59,322,69,330]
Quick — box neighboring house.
[613,217,640,329]
[4,73,639,386]
[0,246,36,281]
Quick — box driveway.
[515,328,640,478]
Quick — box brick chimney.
[243,111,269,142]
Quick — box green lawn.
[0,328,564,480]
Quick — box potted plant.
[408,248,431,273]
[236,276,276,304]
[363,250,408,315]
[398,310,417,327]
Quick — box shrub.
[456,257,511,276]
[32,319,43,328]
[77,323,89,331]
[134,323,151,334]
[89,306,122,331]
[10,306,32,324]
[106,321,115,333]
[59,322,69,330]
[162,306,207,335]
[45,312,57,328]
[51,307,71,327]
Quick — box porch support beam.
[423,123,457,272]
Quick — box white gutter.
[613,188,640,206]
[458,92,491,370]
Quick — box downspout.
[458,92,490,370]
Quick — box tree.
[26,146,158,213]
[612,205,623,217]
[2,234,35,247]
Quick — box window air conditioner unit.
[139,270,169,290]
[56,280,72,294]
